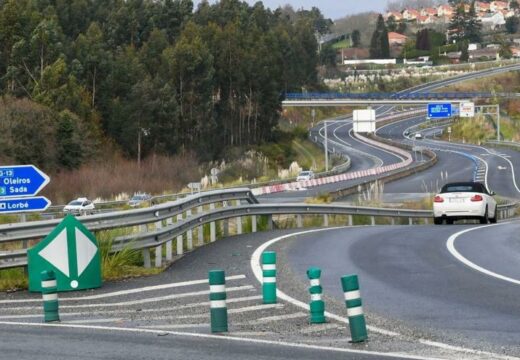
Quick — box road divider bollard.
[41,270,60,322]
[209,270,228,333]
[262,251,277,304]
[341,274,367,343]
[307,267,326,324]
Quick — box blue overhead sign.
[0,165,50,198]
[428,103,452,118]
[0,196,51,214]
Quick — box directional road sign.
[0,165,50,198]
[0,196,51,214]
[459,102,475,118]
[427,103,452,119]
[28,215,102,292]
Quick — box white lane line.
[175,304,283,319]
[300,324,343,334]
[446,222,520,286]
[0,321,449,360]
[0,286,255,311]
[248,312,307,325]
[0,275,247,304]
[250,227,520,360]
[65,318,124,324]
[0,295,264,320]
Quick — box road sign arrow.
[0,165,50,198]
[0,196,51,214]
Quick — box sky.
[193,1,388,20]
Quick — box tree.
[465,1,482,43]
[506,16,520,34]
[56,110,83,169]
[460,41,469,62]
[448,3,466,43]
[319,43,337,67]
[386,15,397,32]
[369,14,390,59]
[510,1,519,10]
[351,29,361,47]
[416,29,431,51]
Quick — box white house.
[437,4,454,17]
[481,12,506,29]
[402,9,420,20]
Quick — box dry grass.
[43,153,200,204]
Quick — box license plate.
[449,198,464,203]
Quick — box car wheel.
[446,218,454,225]
[433,217,443,225]
[479,207,488,224]
[489,206,498,224]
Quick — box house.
[501,9,516,18]
[437,4,454,17]
[340,48,369,61]
[491,1,509,12]
[402,8,420,20]
[385,11,402,21]
[511,47,520,57]
[469,47,500,60]
[476,1,491,12]
[420,8,437,17]
[388,32,408,46]
[481,12,506,28]
[417,15,435,25]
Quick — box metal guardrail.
[285,92,520,101]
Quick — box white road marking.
[446,222,520,286]
[251,227,520,360]
[0,286,255,311]
[141,323,208,329]
[0,295,264,320]
[248,312,307,324]
[300,323,343,334]
[175,304,283,319]
[65,318,124,324]
[0,275,247,304]
[0,321,450,360]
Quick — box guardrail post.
[210,203,216,242]
[297,214,303,228]
[209,270,228,333]
[341,274,368,343]
[307,267,326,324]
[176,234,183,255]
[236,200,243,235]
[187,209,193,250]
[323,214,329,227]
[198,206,204,246]
[348,215,353,226]
[154,220,163,267]
[267,215,274,230]
[166,218,173,261]
[252,215,257,233]
[41,270,60,322]
[370,216,375,226]
[142,249,151,268]
[262,251,277,304]
[391,217,395,225]
[409,218,413,225]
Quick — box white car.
[414,133,423,140]
[63,197,95,216]
[433,182,497,225]
[296,171,315,181]
[128,193,152,207]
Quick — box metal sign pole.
[324,121,329,172]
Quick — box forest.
[0,0,327,172]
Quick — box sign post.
[427,103,452,119]
[28,215,102,292]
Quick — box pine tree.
[352,30,361,47]
[465,1,482,43]
[448,3,466,43]
[369,15,390,59]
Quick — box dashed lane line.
[0,285,255,311]
[0,274,247,304]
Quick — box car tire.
[489,206,498,224]
[446,218,454,225]
[479,207,488,224]
[433,217,443,225]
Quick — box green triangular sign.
[28,215,102,292]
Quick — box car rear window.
[441,184,484,193]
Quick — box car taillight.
[471,194,483,202]
[434,195,444,203]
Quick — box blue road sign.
[0,165,50,198]
[0,196,51,214]
[427,103,452,119]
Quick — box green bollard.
[262,251,277,304]
[307,267,326,324]
[341,274,368,343]
[41,270,60,322]
[209,270,228,333]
